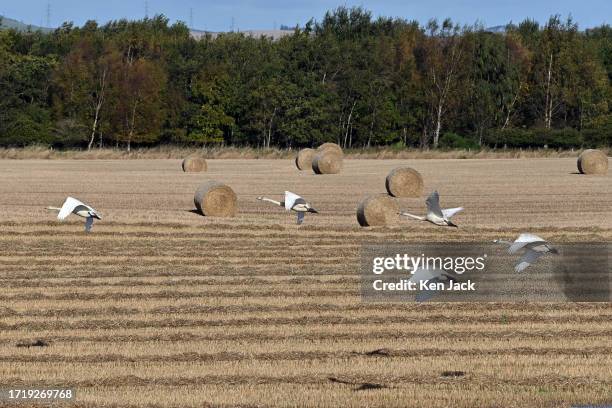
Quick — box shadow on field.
[16,339,50,348]
[328,377,387,391]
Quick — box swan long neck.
[494,239,513,246]
[257,197,282,207]
[46,207,61,212]
[400,212,426,221]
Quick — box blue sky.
[1,0,609,32]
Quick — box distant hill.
[0,14,293,39]
[2,14,501,39]
[485,25,508,33]
[190,28,294,41]
[0,15,53,33]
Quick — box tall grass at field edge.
[0,145,607,160]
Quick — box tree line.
[0,7,610,150]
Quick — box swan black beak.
[94,214,102,220]
[447,221,458,228]
[308,208,318,214]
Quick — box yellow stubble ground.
[0,158,610,407]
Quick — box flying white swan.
[409,268,457,302]
[257,191,318,224]
[46,197,102,232]
[399,191,463,228]
[494,233,558,272]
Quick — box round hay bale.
[312,151,343,174]
[194,181,237,217]
[182,157,207,173]
[385,167,424,198]
[356,194,399,227]
[317,142,344,158]
[295,148,315,170]
[577,149,608,175]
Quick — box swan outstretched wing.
[85,216,94,232]
[508,233,547,254]
[409,268,454,302]
[425,191,444,218]
[284,191,302,211]
[442,207,463,219]
[409,268,441,283]
[516,233,546,243]
[57,197,87,220]
[297,211,305,225]
[515,248,544,272]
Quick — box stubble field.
[0,158,610,407]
